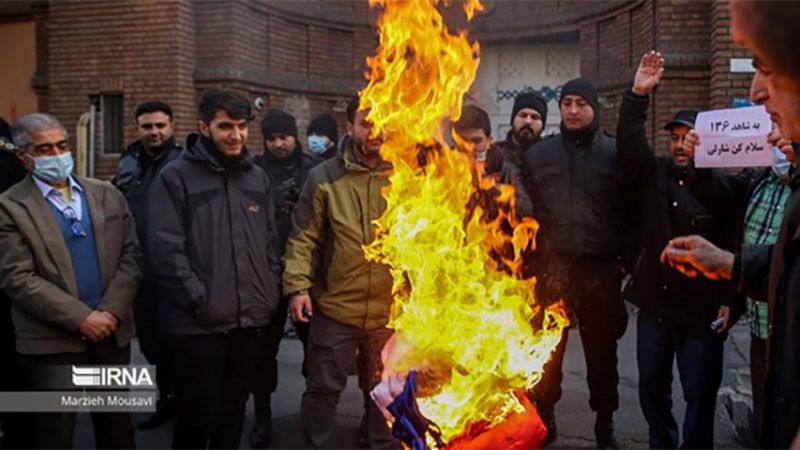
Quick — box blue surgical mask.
[308,135,331,155]
[772,147,792,182]
[33,152,74,183]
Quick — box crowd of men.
[0,1,800,449]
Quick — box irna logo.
[71,366,154,388]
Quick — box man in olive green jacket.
[283,97,398,449]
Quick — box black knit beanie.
[511,92,548,127]
[559,77,599,113]
[308,114,338,143]
[260,109,297,138]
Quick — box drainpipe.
[88,96,98,178]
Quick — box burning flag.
[359,0,569,447]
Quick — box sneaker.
[594,412,620,449]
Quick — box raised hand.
[633,51,665,96]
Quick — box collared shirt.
[743,170,791,339]
[32,175,84,221]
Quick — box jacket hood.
[184,132,253,172]
[340,135,392,173]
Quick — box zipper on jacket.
[224,175,244,329]
[363,171,373,330]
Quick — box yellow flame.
[360,0,568,443]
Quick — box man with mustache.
[617,51,735,449]
[486,91,548,218]
[660,2,800,447]
[283,96,399,449]
[112,101,182,431]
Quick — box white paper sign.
[695,105,772,168]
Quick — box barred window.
[101,93,124,154]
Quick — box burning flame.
[360,0,568,444]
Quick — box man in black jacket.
[618,51,734,449]
[249,109,319,448]
[523,77,629,448]
[112,100,182,430]
[149,89,282,449]
[486,91,547,219]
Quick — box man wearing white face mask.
[0,113,141,449]
[686,126,796,447]
[307,113,339,160]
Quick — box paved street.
[74,306,751,449]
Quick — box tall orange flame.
[360,0,568,443]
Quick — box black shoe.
[137,397,176,430]
[538,405,557,447]
[594,412,620,449]
[356,413,370,449]
[250,417,272,449]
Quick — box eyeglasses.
[61,207,87,238]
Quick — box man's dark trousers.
[531,264,627,416]
[636,312,723,449]
[135,282,174,405]
[251,300,288,419]
[171,328,262,449]
[300,311,399,449]
[19,337,135,449]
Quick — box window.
[101,93,124,154]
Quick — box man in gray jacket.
[149,89,282,449]
[0,113,141,449]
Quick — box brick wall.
[577,0,750,155]
[709,1,752,110]
[18,0,753,178]
[44,0,197,179]
[31,0,375,179]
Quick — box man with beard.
[283,96,399,449]
[523,77,630,448]
[486,91,547,218]
[112,101,182,430]
[660,2,800,447]
[249,108,319,448]
[148,89,282,449]
[618,51,735,449]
